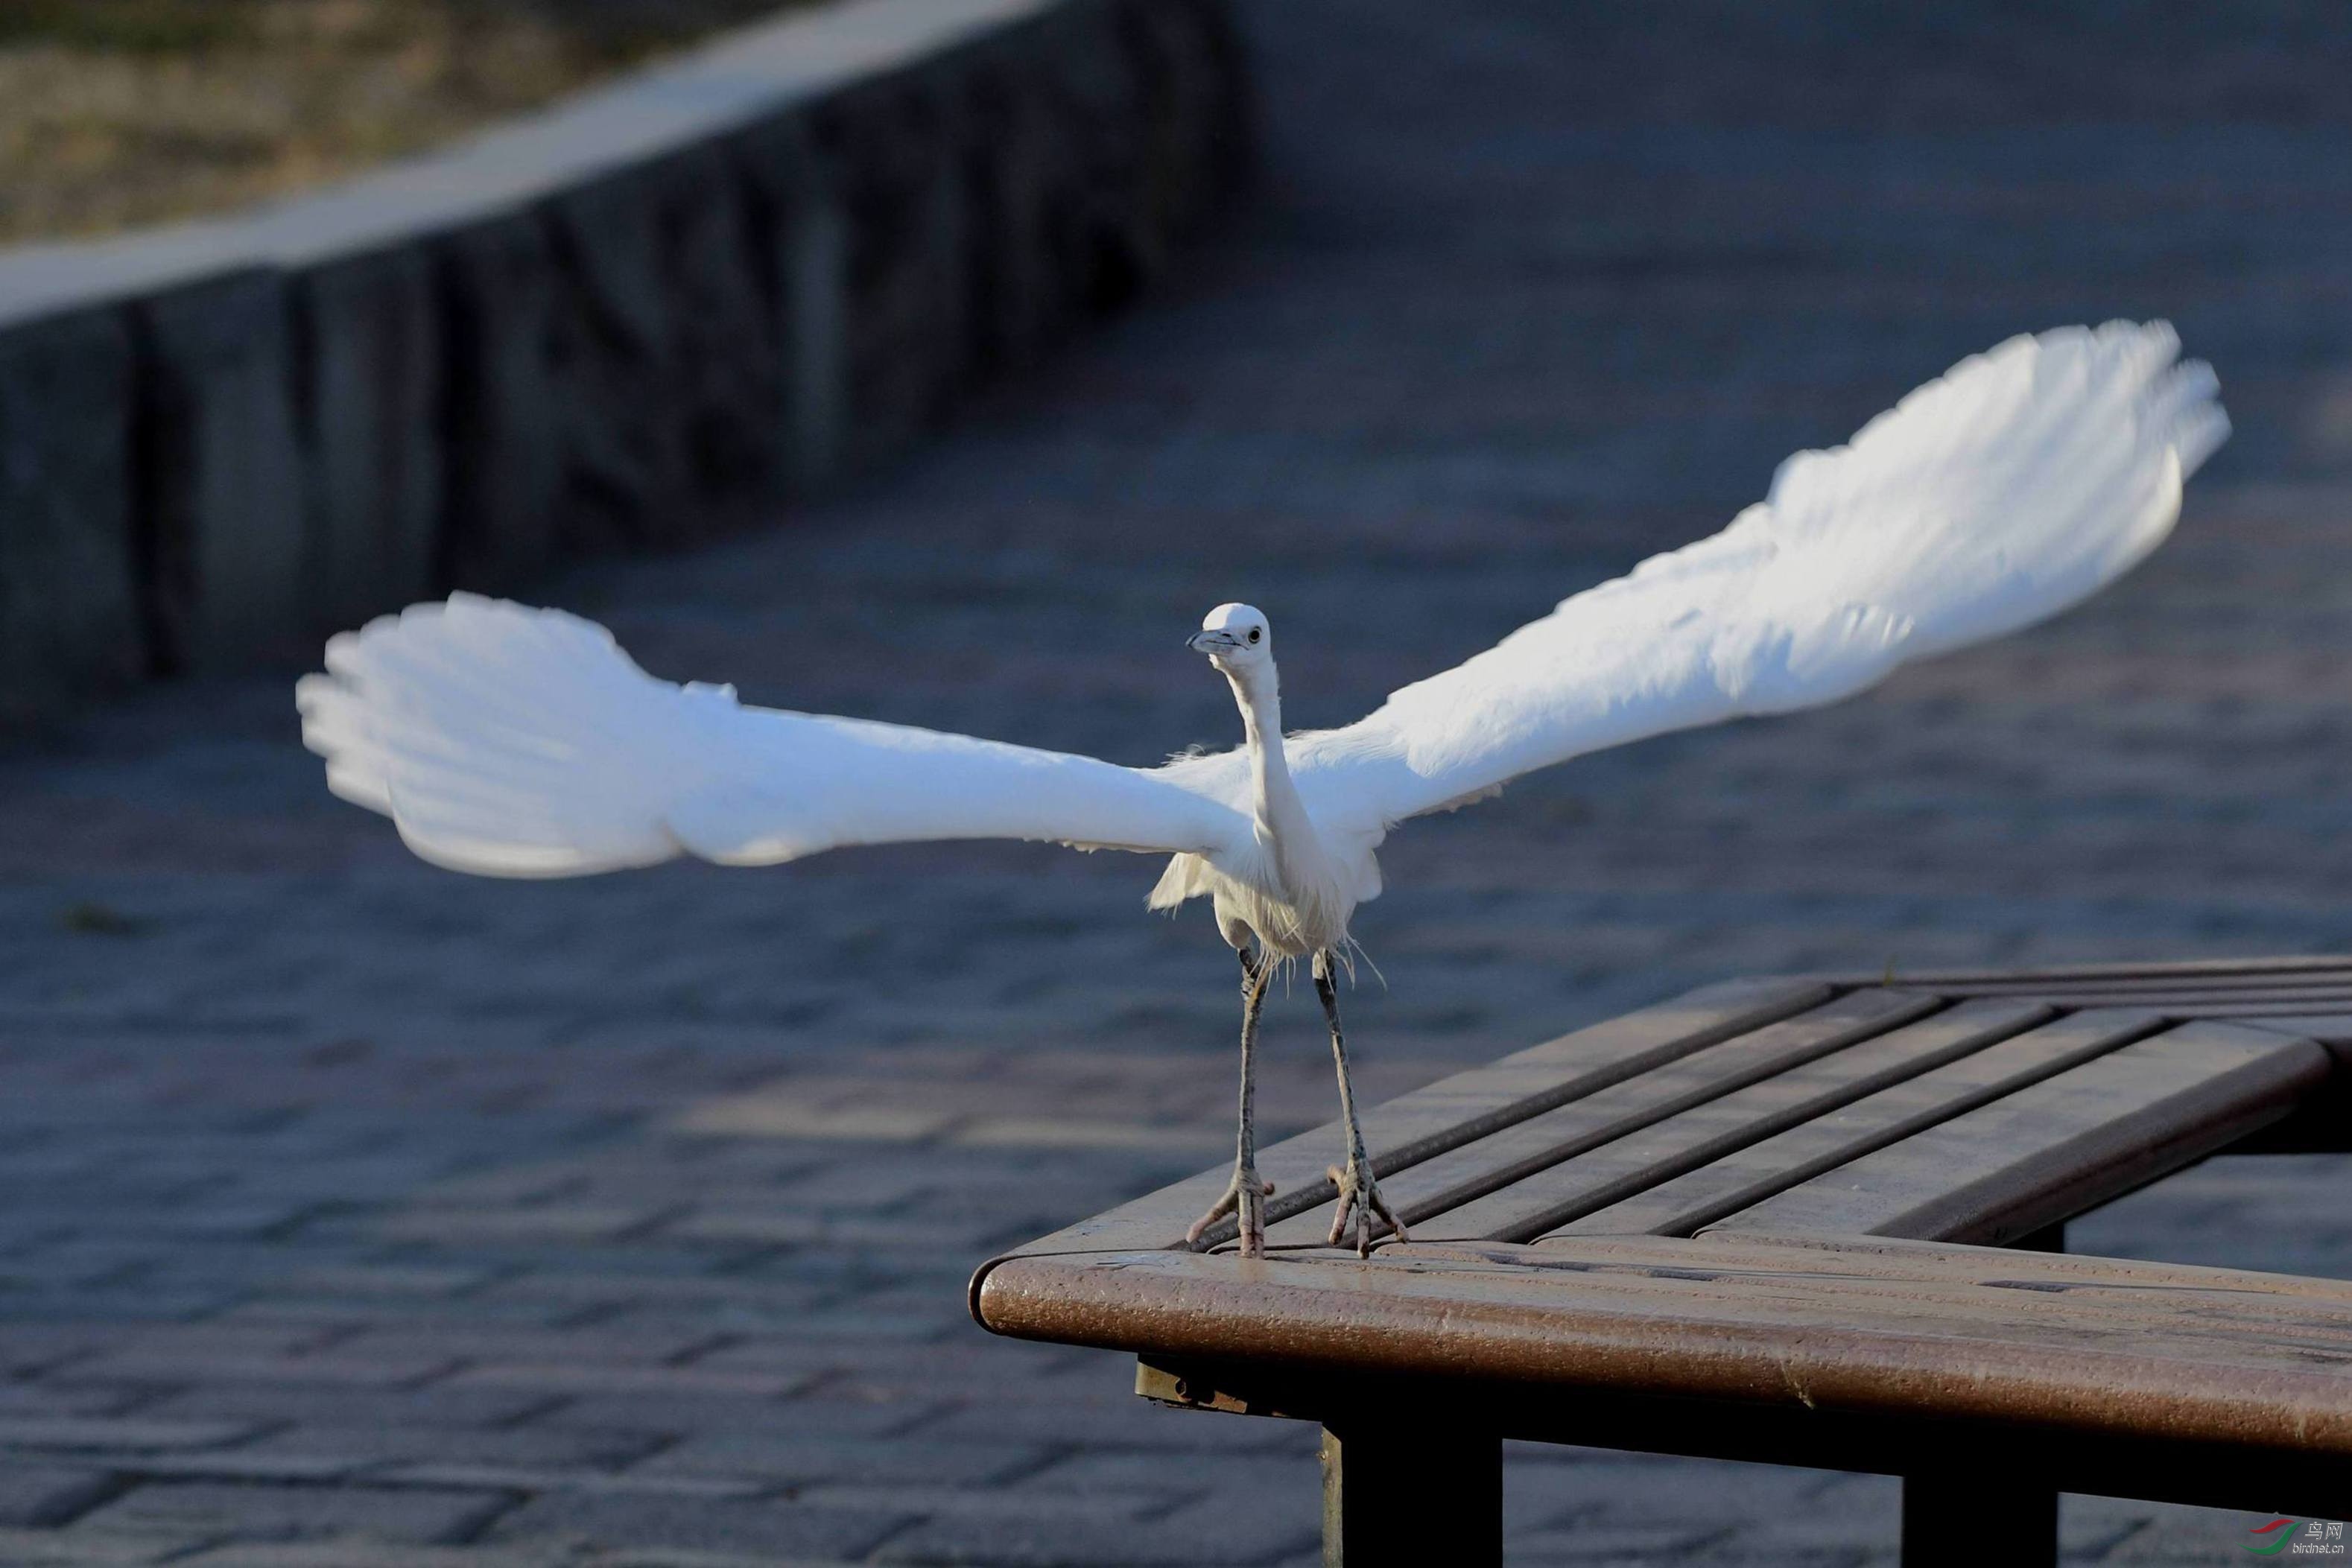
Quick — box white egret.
[298,321,2228,1257]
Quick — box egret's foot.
[1187,1167,1275,1257]
[1327,1159,1406,1257]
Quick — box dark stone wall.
[0,0,1249,722]
[0,308,143,723]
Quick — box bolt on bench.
[971,957,2352,1567]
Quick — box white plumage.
[298,321,2228,1255]
[301,605,1242,879]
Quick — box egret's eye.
[1247,628,1261,644]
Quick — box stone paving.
[9,2,2352,1563]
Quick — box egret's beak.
[1188,629,1243,654]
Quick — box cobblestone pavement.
[10,3,2352,1563]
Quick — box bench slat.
[1707,1022,2330,1245]
[1938,976,2352,995]
[1833,955,2352,987]
[988,977,1829,1260]
[1927,980,2352,1004]
[1416,1239,2352,1349]
[972,1235,2352,1457]
[1936,992,2352,1016]
[1569,1229,2352,1307]
[1546,1008,2158,1240]
[1256,988,1937,1249]
[2233,1014,2352,1046]
[1410,998,2049,1242]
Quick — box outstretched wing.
[298,595,1249,877]
[1268,321,2230,837]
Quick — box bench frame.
[973,959,2352,1566]
[1132,1342,2345,1567]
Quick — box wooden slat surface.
[1254,989,1936,1250]
[1410,998,2050,1243]
[1433,1234,2352,1349]
[1934,975,2352,999]
[2235,1014,2352,1046]
[1935,993,2352,1019]
[1709,1022,2330,1245]
[979,956,2352,1496]
[972,1234,2352,1456]
[1832,955,2352,987]
[1882,966,2352,1040]
[1562,1229,2352,1303]
[991,977,1829,1260]
[1545,1008,2159,1240]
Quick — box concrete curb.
[0,0,1250,719]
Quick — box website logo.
[2248,1518,2346,1556]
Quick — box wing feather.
[1265,321,2227,836]
[299,595,1248,877]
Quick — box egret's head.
[1188,603,1271,674]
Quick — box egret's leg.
[1187,947,1278,1257]
[1316,950,1406,1257]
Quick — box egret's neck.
[1228,663,1312,848]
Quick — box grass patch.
[0,0,814,244]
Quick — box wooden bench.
[970,957,2352,1566]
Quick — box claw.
[1188,1167,1273,1256]
[1326,1162,1407,1257]
[1185,1190,1234,1248]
